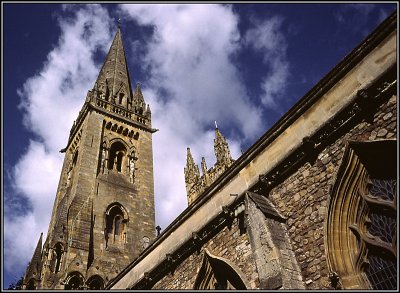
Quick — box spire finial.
[117,18,121,29]
[214,121,218,129]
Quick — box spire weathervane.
[214,121,218,129]
[117,18,121,28]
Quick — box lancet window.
[105,203,127,246]
[108,141,127,173]
[50,243,63,273]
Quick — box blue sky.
[2,3,396,288]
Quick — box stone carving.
[185,128,234,205]
[129,155,136,183]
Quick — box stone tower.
[23,27,156,290]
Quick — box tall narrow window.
[105,203,127,246]
[53,243,63,273]
[108,142,127,172]
[114,215,122,241]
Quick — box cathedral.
[23,11,397,290]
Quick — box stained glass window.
[364,178,397,290]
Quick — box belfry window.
[108,142,127,172]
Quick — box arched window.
[118,93,125,105]
[105,203,128,246]
[86,275,104,290]
[194,249,248,289]
[108,141,127,173]
[51,243,63,273]
[26,279,36,290]
[64,272,84,290]
[326,140,396,289]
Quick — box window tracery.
[326,140,396,289]
[105,203,128,247]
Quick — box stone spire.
[93,27,134,108]
[133,83,146,111]
[184,147,200,194]
[214,127,233,167]
[24,233,43,283]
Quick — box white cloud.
[120,4,264,227]
[5,4,113,280]
[244,16,290,109]
[6,3,290,280]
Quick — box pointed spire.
[133,83,145,103]
[24,233,43,282]
[94,27,134,108]
[214,127,233,166]
[184,147,200,193]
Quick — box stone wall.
[268,94,397,289]
[152,217,260,289]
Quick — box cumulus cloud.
[244,16,290,109]
[119,4,264,227]
[4,4,113,279]
[6,3,289,279]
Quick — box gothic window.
[326,140,396,289]
[105,203,128,246]
[108,141,127,173]
[64,272,84,290]
[26,279,36,290]
[118,93,125,105]
[50,243,63,273]
[193,249,248,289]
[86,275,104,290]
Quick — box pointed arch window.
[326,140,396,289]
[193,249,248,289]
[105,203,128,246]
[51,243,64,273]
